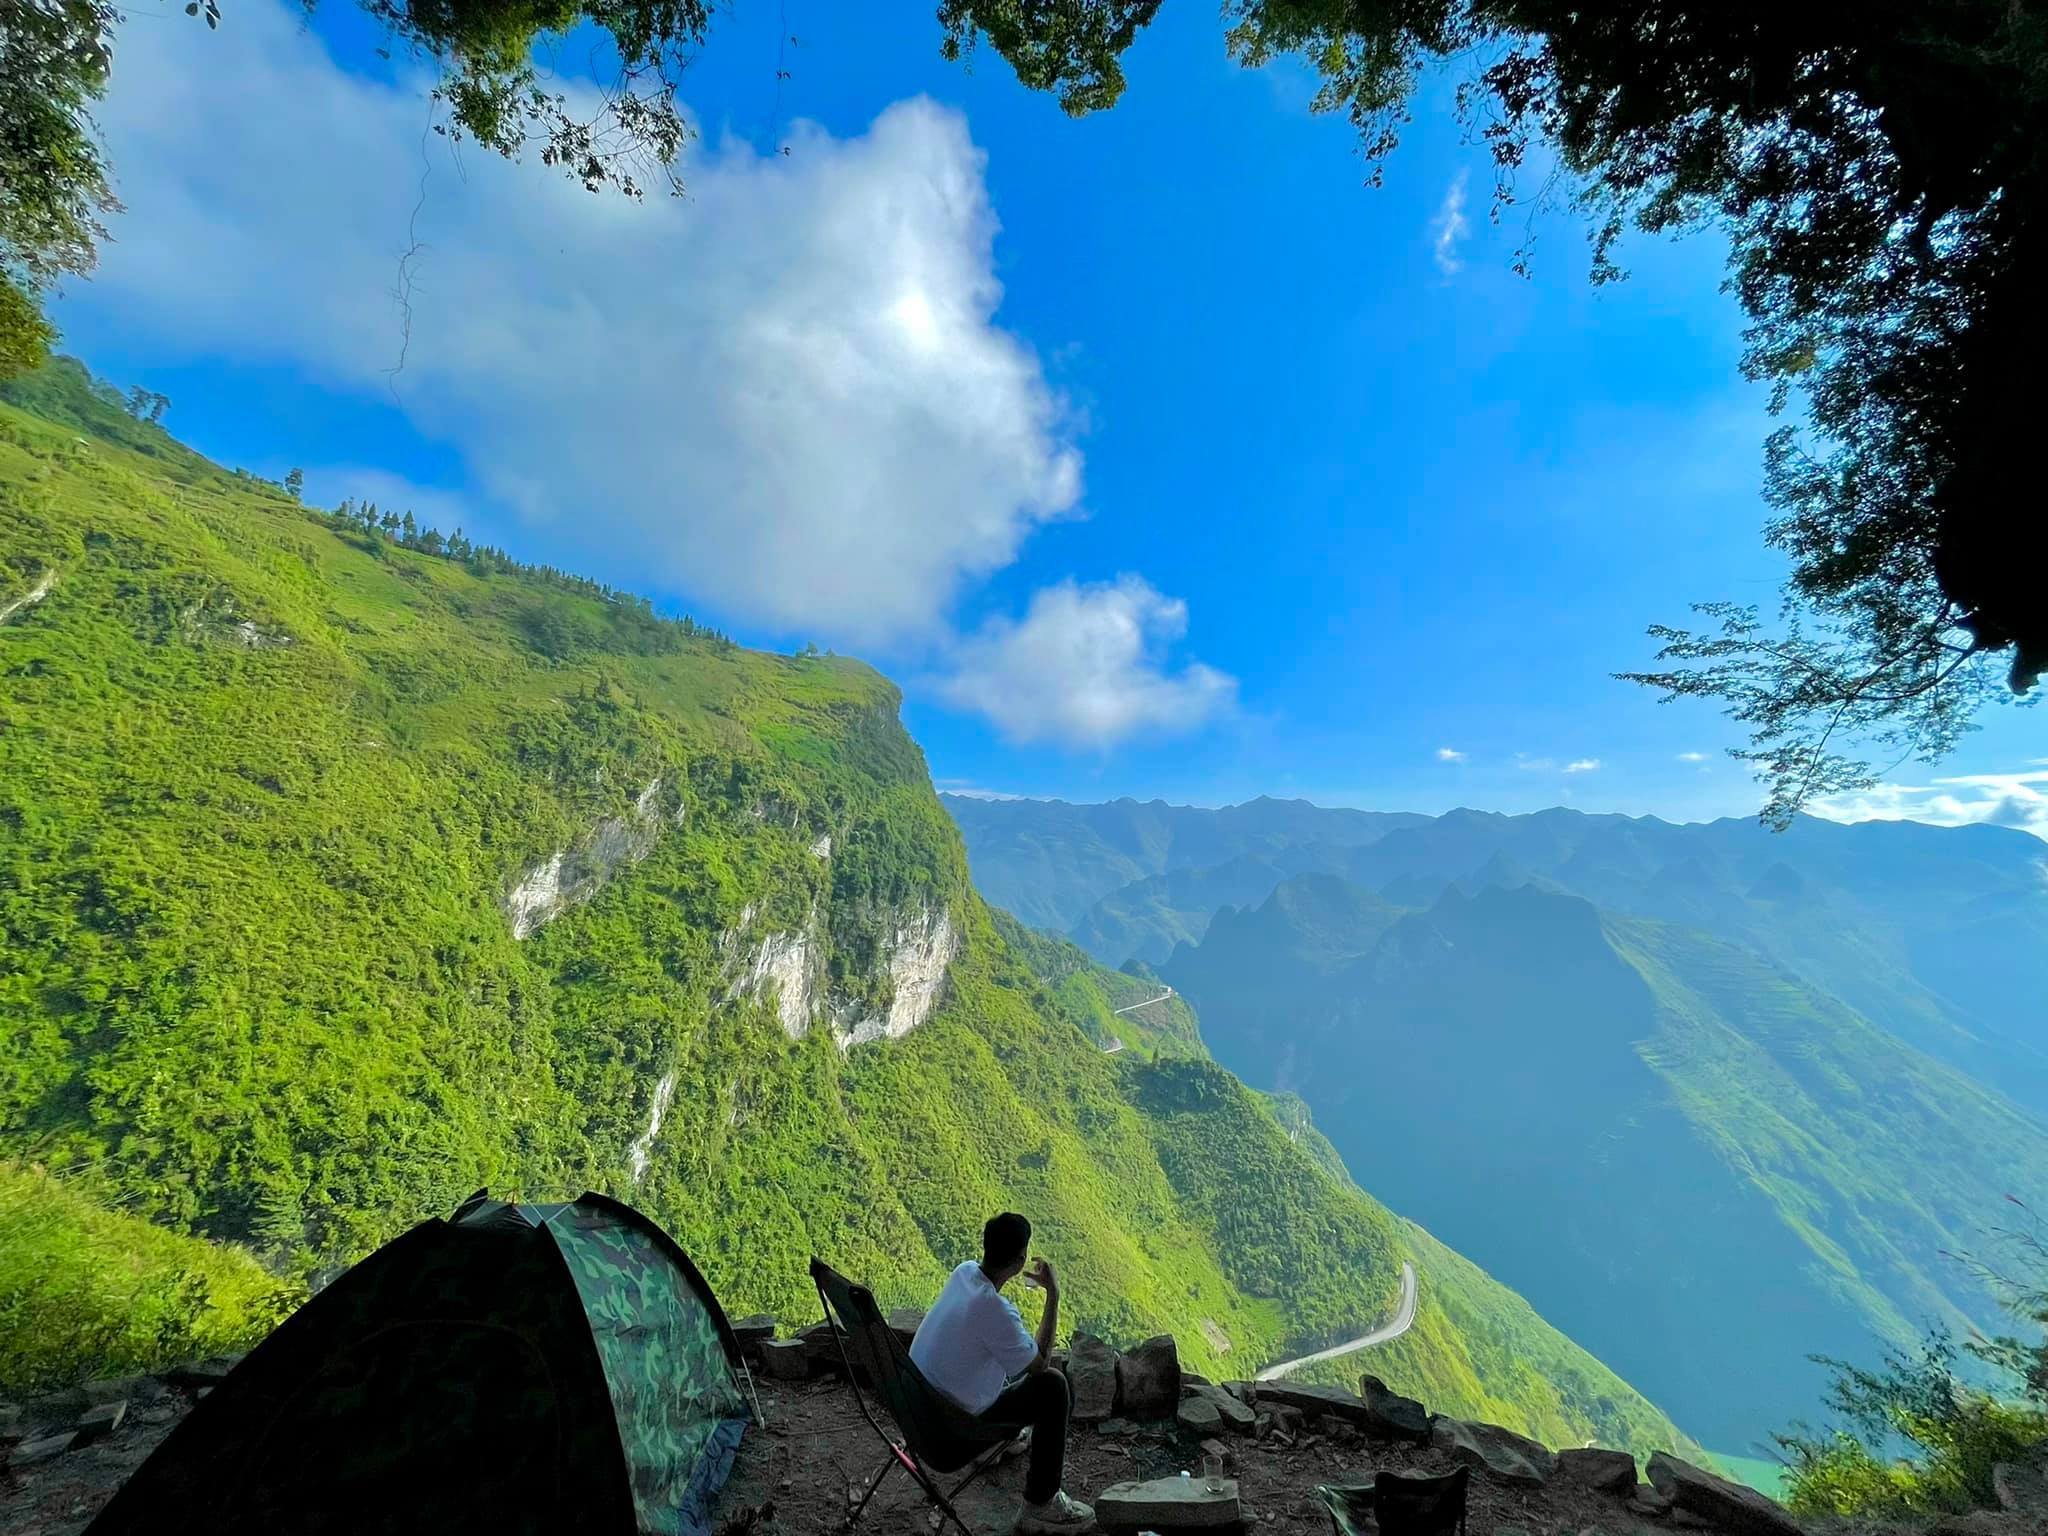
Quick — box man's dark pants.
[975,1369,1071,1504]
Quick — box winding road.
[1254,1261,1419,1382]
[1111,985,1174,1016]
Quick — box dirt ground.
[1,1369,1879,1536]
[714,1375,1682,1536]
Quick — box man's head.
[981,1211,1032,1284]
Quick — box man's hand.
[1027,1255,1060,1371]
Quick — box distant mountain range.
[944,794,2048,1448]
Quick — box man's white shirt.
[908,1261,1038,1414]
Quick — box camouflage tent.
[86,1192,752,1536]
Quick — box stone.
[1265,1404,1305,1435]
[83,1376,153,1404]
[1633,1485,1674,1518]
[164,1356,239,1390]
[1557,1447,1640,1496]
[1994,1448,2048,1514]
[1221,1380,1253,1402]
[1932,1514,2048,1536]
[1432,1417,1556,1487]
[1647,1453,1801,1536]
[1255,1381,1369,1425]
[24,1386,91,1422]
[758,1338,810,1381]
[75,1400,125,1443]
[1177,1396,1224,1433]
[8,1430,78,1465]
[1095,1475,1241,1531]
[885,1308,925,1351]
[1184,1383,1256,1433]
[1357,1374,1431,1442]
[730,1314,778,1348]
[1067,1332,1120,1423]
[1116,1335,1181,1419]
[1183,1371,1213,1387]
[1095,1417,1135,1437]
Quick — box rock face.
[1647,1453,1802,1536]
[1116,1335,1182,1419]
[1358,1373,1431,1442]
[730,928,820,1040]
[1432,1416,1557,1487]
[724,904,959,1051]
[833,907,959,1050]
[1095,1475,1241,1530]
[626,1069,677,1182]
[1067,1333,1120,1423]
[1556,1446,1639,1496]
[507,777,670,938]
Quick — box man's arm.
[1025,1257,1059,1371]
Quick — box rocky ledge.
[11,1332,2046,1536]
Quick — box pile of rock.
[0,1355,238,1473]
[1227,1369,1805,1536]
[735,1309,926,1383]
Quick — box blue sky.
[56,0,2043,831]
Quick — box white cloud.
[1565,758,1602,774]
[1436,746,1467,763]
[1811,771,2048,842]
[1677,751,1709,764]
[935,576,1235,748]
[82,3,1081,648]
[1431,170,1471,276]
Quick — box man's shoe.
[1001,1425,1033,1460]
[1017,1489,1095,1533]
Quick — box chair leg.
[900,1458,978,1536]
[848,1452,897,1526]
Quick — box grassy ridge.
[0,361,1690,1460]
[0,1163,299,1392]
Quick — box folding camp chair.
[1315,1466,1469,1536]
[809,1257,1014,1536]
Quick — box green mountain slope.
[987,911,1205,1060]
[0,362,1690,1459]
[1165,874,2048,1448]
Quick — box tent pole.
[739,1356,767,1428]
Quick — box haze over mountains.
[945,793,2048,1450]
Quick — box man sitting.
[909,1213,1096,1534]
